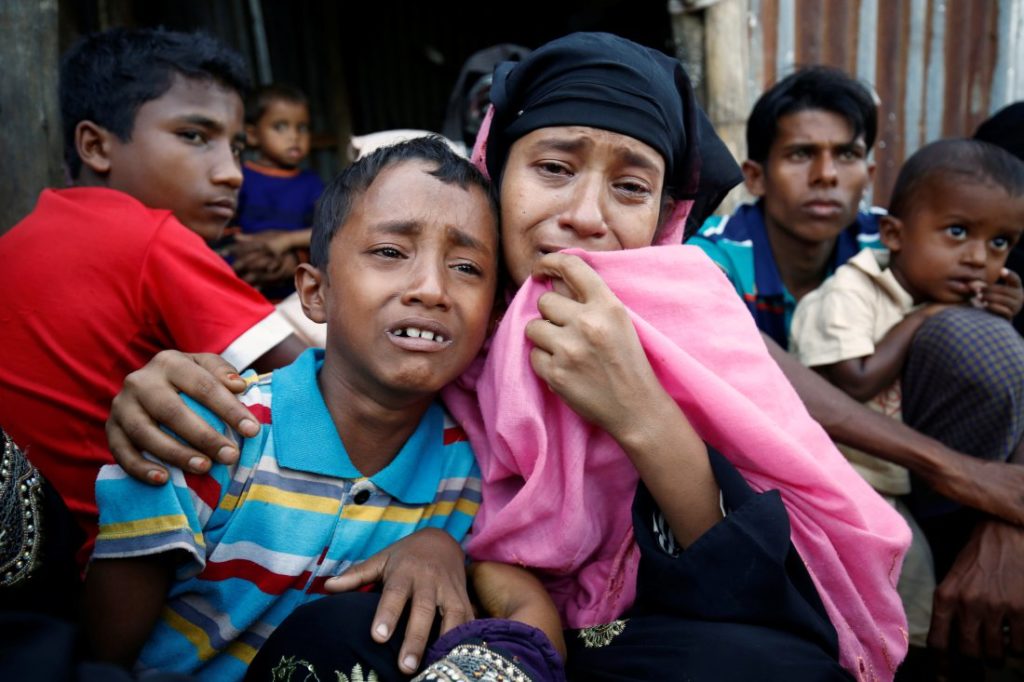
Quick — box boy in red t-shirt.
[0,28,305,561]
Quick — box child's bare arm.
[469,562,566,658]
[815,303,951,401]
[84,554,178,667]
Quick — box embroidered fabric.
[0,429,44,587]
[414,643,532,682]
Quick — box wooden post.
[0,0,63,235]
[704,0,752,214]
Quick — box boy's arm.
[815,304,950,401]
[84,554,177,667]
[106,336,301,484]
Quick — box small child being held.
[85,138,502,680]
[229,83,324,297]
[789,137,1024,646]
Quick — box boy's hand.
[107,351,257,484]
[470,562,566,658]
[979,268,1024,320]
[325,528,472,675]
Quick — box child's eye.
[991,235,1011,251]
[946,225,967,239]
[371,246,404,259]
[298,124,310,134]
[273,122,288,133]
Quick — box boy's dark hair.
[888,138,1024,219]
[245,83,309,125]
[746,66,877,163]
[311,136,497,268]
[60,27,250,179]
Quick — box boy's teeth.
[393,327,446,343]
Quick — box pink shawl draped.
[444,110,911,681]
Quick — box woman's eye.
[617,181,652,196]
[537,161,571,176]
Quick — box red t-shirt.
[0,188,280,556]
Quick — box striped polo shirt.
[689,201,884,349]
[93,348,481,681]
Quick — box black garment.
[565,449,850,682]
[0,612,193,682]
[441,43,530,149]
[0,427,84,620]
[244,591,435,681]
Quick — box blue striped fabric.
[93,348,481,681]
[689,201,884,349]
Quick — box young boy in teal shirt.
[85,137,500,681]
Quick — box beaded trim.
[414,643,530,682]
[0,430,44,587]
[577,619,628,648]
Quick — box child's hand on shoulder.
[978,268,1023,320]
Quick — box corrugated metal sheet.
[745,0,1023,205]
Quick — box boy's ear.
[295,263,328,324]
[245,124,259,148]
[75,121,114,175]
[741,160,766,197]
[879,215,903,251]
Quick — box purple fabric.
[424,619,565,682]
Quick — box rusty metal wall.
[744,0,1023,205]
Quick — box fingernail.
[402,655,418,671]
[188,456,209,473]
[147,469,167,484]
[226,373,244,383]
[216,445,238,463]
[375,623,389,638]
[238,418,259,436]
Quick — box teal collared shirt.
[270,348,447,504]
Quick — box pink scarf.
[444,111,911,681]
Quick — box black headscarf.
[485,32,741,240]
